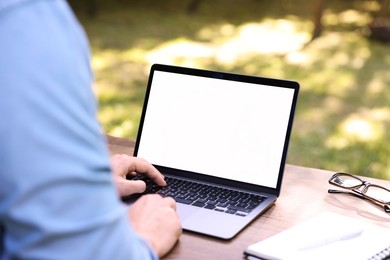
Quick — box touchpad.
[176,203,199,221]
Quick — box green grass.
[71,0,390,180]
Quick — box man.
[0,0,181,259]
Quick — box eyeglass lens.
[365,186,390,204]
[332,174,390,204]
[332,174,362,188]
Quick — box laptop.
[124,64,299,239]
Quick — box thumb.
[118,179,147,197]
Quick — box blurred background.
[69,0,390,180]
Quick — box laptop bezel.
[133,63,299,197]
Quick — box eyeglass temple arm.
[328,189,390,213]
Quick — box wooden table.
[106,135,390,260]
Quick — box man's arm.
[0,0,180,258]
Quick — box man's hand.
[110,154,166,197]
[129,195,182,257]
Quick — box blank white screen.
[137,71,295,188]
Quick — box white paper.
[245,212,390,260]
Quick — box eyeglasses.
[328,172,390,213]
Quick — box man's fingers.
[110,154,167,197]
[120,180,147,196]
[139,195,178,212]
[127,157,166,186]
[163,197,177,211]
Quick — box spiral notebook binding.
[368,245,390,260]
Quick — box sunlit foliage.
[72,0,390,179]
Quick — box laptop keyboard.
[126,174,267,217]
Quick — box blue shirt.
[0,0,157,259]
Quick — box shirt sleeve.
[0,1,157,259]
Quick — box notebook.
[124,64,299,239]
[244,211,390,260]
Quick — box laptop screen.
[136,65,298,189]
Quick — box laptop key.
[237,203,249,208]
[192,201,206,207]
[227,205,252,213]
[175,198,194,205]
[205,204,216,210]
[217,203,228,208]
[225,209,236,214]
